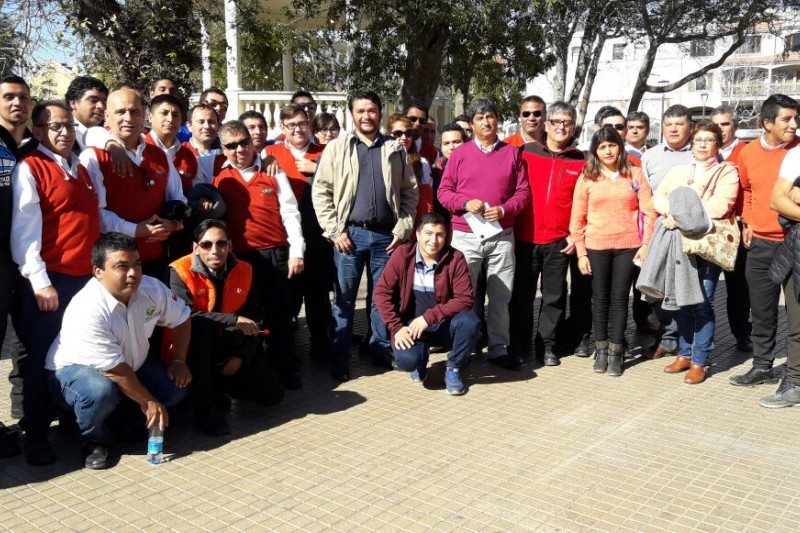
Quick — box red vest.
[145,135,198,193]
[420,141,439,166]
[21,151,100,276]
[170,254,252,313]
[94,145,169,260]
[212,165,289,252]
[266,142,323,202]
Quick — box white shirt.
[779,145,800,183]
[11,146,90,290]
[474,137,500,154]
[46,276,190,372]
[625,143,647,159]
[79,138,187,237]
[220,155,306,259]
[719,138,740,161]
[75,123,90,151]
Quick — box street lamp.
[701,92,709,120]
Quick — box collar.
[221,153,262,172]
[759,134,788,151]
[36,144,80,170]
[474,137,499,153]
[149,130,180,151]
[93,277,129,311]
[414,137,422,151]
[415,244,439,268]
[190,253,235,279]
[664,142,691,152]
[625,142,646,153]
[719,138,740,159]
[190,137,220,157]
[354,132,385,148]
[287,140,311,158]
[110,134,146,157]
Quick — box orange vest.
[169,254,252,314]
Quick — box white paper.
[464,212,503,242]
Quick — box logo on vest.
[145,304,158,319]
[262,187,274,195]
[197,289,206,296]
[236,288,243,295]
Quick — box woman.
[653,121,739,384]
[570,126,656,376]
[388,113,433,223]
[312,113,341,145]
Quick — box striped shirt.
[413,245,441,331]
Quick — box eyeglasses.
[521,110,543,119]
[282,120,309,130]
[296,102,317,110]
[606,123,625,131]
[319,128,340,134]
[392,129,414,138]
[222,139,250,150]
[37,122,79,133]
[549,119,575,129]
[693,137,718,146]
[408,116,427,124]
[197,239,230,250]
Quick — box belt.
[347,221,394,232]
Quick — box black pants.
[509,239,569,354]
[567,253,593,339]
[587,248,636,344]
[187,322,284,412]
[290,236,333,347]
[239,247,298,374]
[723,227,751,340]
[0,250,18,425]
[784,279,800,384]
[631,269,652,324]
[745,238,783,368]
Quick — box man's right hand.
[142,399,169,430]
[334,232,353,253]
[743,225,753,249]
[464,199,485,215]
[135,214,178,242]
[34,286,59,311]
[106,141,134,178]
[235,316,261,336]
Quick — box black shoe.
[607,343,624,377]
[488,354,521,371]
[0,427,20,458]
[593,343,609,373]
[82,443,109,470]
[736,337,754,353]
[331,361,350,382]
[573,335,590,358]
[309,342,330,363]
[24,435,55,466]
[729,366,781,387]
[280,370,303,390]
[543,348,560,367]
[195,410,231,436]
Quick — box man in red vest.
[213,121,305,389]
[169,219,284,435]
[267,104,330,360]
[11,101,100,465]
[80,89,187,278]
[147,94,197,194]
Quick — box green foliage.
[0,10,18,76]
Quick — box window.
[690,40,714,57]
[612,44,625,60]
[689,74,713,91]
[786,33,800,53]
[740,35,762,54]
[570,47,580,62]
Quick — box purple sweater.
[437,140,531,233]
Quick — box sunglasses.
[521,110,543,119]
[392,129,414,138]
[222,139,250,150]
[197,239,230,250]
[297,102,317,109]
[408,116,427,123]
[604,123,625,131]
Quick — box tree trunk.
[627,42,659,114]
[400,24,451,109]
[576,34,605,126]
[552,53,567,101]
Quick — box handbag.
[680,164,740,271]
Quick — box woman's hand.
[662,214,677,230]
[634,244,648,265]
[578,256,592,276]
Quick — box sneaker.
[444,368,465,395]
[729,366,781,387]
[759,377,800,409]
[409,366,428,383]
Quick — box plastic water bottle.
[147,413,164,465]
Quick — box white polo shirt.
[46,276,190,372]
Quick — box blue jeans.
[331,226,392,363]
[49,357,187,443]
[676,258,722,366]
[392,311,481,371]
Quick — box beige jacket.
[312,131,418,242]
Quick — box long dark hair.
[582,125,631,181]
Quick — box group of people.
[0,71,799,472]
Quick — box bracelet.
[171,359,187,365]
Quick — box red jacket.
[516,140,586,244]
[374,242,474,341]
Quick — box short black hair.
[440,122,467,141]
[151,77,177,92]
[416,211,450,231]
[239,110,267,123]
[1,74,28,88]
[290,90,314,103]
[92,232,138,270]
[760,94,799,128]
[627,111,650,129]
[663,104,692,121]
[65,76,109,105]
[150,94,185,121]
[312,112,340,133]
[112,80,143,93]
[219,120,250,141]
[194,219,229,242]
[521,95,546,108]
[348,89,383,113]
[454,114,470,123]
[710,105,738,125]
[188,103,218,123]
[405,101,429,119]
[594,105,624,126]
[31,100,72,126]
[466,97,499,122]
[200,87,228,103]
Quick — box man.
[625,111,650,158]
[438,97,530,371]
[509,101,586,367]
[579,107,640,165]
[374,212,480,395]
[80,89,186,278]
[184,104,222,159]
[46,233,191,469]
[200,87,229,123]
[640,105,694,358]
[730,94,799,387]
[65,75,109,153]
[434,123,466,214]
[150,78,179,99]
[147,94,197,193]
[710,106,752,353]
[168,219,284,434]
[454,114,474,139]
[405,101,440,164]
[240,110,271,158]
[504,96,546,147]
[212,121,305,389]
[0,74,39,458]
[291,90,317,119]
[422,117,438,148]
[266,105,329,359]
[313,89,418,381]
[10,101,100,465]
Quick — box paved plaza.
[1,279,799,532]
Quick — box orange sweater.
[569,167,655,257]
[739,137,800,241]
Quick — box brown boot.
[684,364,707,384]
[664,356,691,374]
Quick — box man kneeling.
[374,212,480,395]
[168,219,284,436]
[46,233,192,469]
